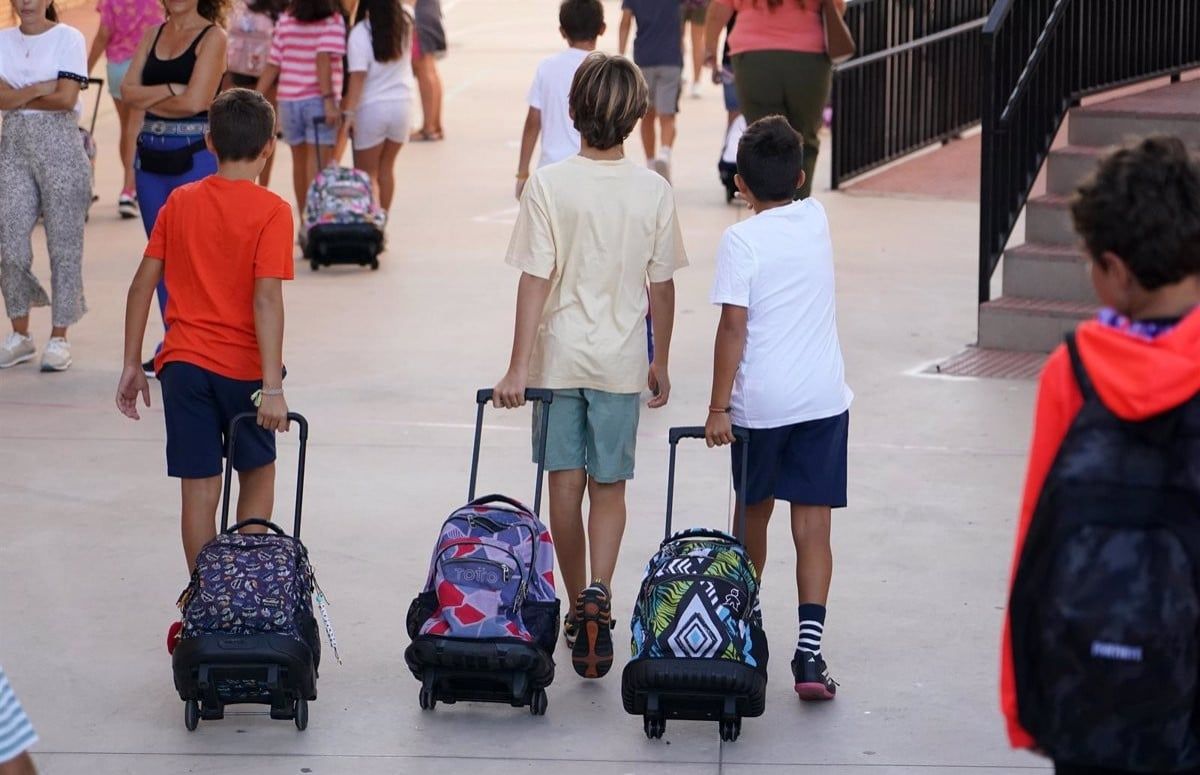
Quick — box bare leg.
[260,84,279,188]
[549,468,588,606]
[376,139,404,211]
[235,462,276,529]
[660,113,677,149]
[792,504,833,605]
[743,498,774,579]
[0,751,37,775]
[114,98,141,193]
[181,476,222,572]
[352,142,384,205]
[11,316,29,336]
[585,478,627,590]
[427,58,444,136]
[690,20,705,84]
[640,108,658,162]
[50,326,66,338]
[290,143,310,213]
[413,55,434,135]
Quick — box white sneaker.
[40,337,72,372]
[690,82,702,99]
[652,158,671,183]
[0,332,35,368]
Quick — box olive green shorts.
[532,389,641,483]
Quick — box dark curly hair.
[569,52,647,151]
[737,115,804,201]
[354,0,410,63]
[1071,136,1200,290]
[559,0,603,43]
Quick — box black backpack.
[1010,333,1200,771]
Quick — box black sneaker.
[792,650,838,701]
[142,358,156,379]
[571,581,614,679]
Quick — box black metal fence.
[830,0,991,188]
[978,0,1200,302]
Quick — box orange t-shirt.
[145,176,295,381]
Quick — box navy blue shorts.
[732,411,849,507]
[159,361,276,479]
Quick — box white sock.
[658,146,672,163]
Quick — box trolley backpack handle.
[220,412,310,538]
[469,388,554,517]
[87,78,104,135]
[312,116,334,168]
[664,426,750,542]
[223,517,288,536]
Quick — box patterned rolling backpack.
[405,389,560,715]
[302,118,385,271]
[172,413,337,731]
[622,427,767,742]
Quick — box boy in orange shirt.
[115,88,295,575]
[1002,137,1200,772]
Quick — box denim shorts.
[279,96,335,146]
[159,361,277,479]
[532,389,641,483]
[732,411,849,508]
[106,58,131,99]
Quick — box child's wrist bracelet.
[261,388,284,396]
[708,406,730,414]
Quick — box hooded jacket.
[1001,309,1200,749]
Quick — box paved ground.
[0,0,1050,772]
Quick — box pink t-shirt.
[268,12,346,101]
[715,0,825,55]
[97,0,164,63]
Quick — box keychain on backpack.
[311,570,341,665]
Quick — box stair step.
[1069,80,1200,148]
[1002,243,1095,303]
[1046,145,1107,196]
[978,296,1097,353]
[1026,195,1075,246]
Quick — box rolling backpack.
[622,427,767,742]
[302,118,385,271]
[405,389,560,715]
[1009,333,1200,770]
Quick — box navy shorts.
[159,362,277,479]
[732,411,849,507]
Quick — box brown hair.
[208,88,276,161]
[568,52,647,151]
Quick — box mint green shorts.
[532,389,641,483]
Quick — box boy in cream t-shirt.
[493,52,686,681]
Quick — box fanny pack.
[137,138,207,176]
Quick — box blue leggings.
[135,132,218,326]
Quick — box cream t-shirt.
[506,155,688,393]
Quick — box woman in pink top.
[704,0,844,199]
[86,0,164,218]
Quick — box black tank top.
[143,24,215,121]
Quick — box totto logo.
[453,567,500,585]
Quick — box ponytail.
[45,1,58,20]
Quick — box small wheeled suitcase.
[622,426,767,742]
[172,412,333,731]
[405,388,561,715]
[302,118,385,271]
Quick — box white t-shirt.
[527,47,589,168]
[347,19,415,108]
[507,156,688,393]
[710,199,853,428]
[0,24,87,115]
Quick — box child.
[0,664,37,774]
[704,116,852,702]
[493,52,686,680]
[514,0,605,200]
[115,88,295,576]
[618,0,682,181]
[1002,138,1200,773]
[256,0,346,214]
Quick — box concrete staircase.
[978,78,1200,352]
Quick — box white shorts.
[352,99,413,150]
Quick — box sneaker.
[792,650,838,701]
[572,581,614,679]
[690,82,702,99]
[142,357,156,379]
[651,158,671,183]
[118,190,139,220]
[40,337,72,372]
[563,613,580,650]
[0,332,35,368]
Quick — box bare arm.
[0,79,55,110]
[704,304,747,446]
[253,277,290,432]
[255,62,280,94]
[492,271,552,408]
[136,28,227,117]
[618,9,633,56]
[0,751,37,775]
[703,2,734,65]
[116,257,164,420]
[24,78,83,112]
[316,51,339,127]
[88,23,112,74]
[120,26,167,109]
[647,278,675,408]
[516,107,541,198]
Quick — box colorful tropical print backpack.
[303,165,386,234]
[629,529,767,670]
[407,496,560,654]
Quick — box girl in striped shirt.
[256,0,345,211]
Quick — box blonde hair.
[569,52,648,151]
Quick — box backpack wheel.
[369,258,380,271]
[719,717,741,742]
[184,700,200,731]
[419,687,437,711]
[310,259,320,271]
[644,715,665,739]
[529,688,548,716]
[294,699,308,730]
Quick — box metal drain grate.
[924,347,1047,380]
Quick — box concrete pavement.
[0,0,1048,771]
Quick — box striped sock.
[797,603,826,656]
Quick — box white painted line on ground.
[471,205,520,225]
[902,358,981,382]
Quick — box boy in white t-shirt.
[514,0,605,199]
[704,116,853,703]
[495,52,686,681]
